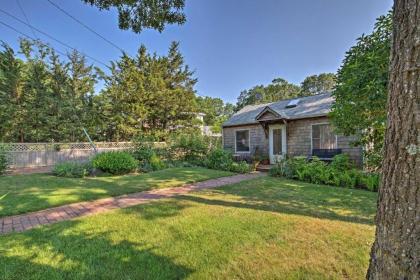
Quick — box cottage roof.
[223,92,334,127]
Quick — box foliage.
[196,96,235,131]
[0,145,8,175]
[236,77,301,111]
[270,155,379,191]
[170,133,212,162]
[92,151,138,175]
[0,39,204,142]
[331,12,392,171]
[52,161,93,178]
[228,161,251,173]
[300,73,336,96]
[203,148,250,173]
[99,42,199,141]
[204,148,234,170]
[0,39,98,142]
[82,0,186,33]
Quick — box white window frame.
[310,122,338,151]
[235,129,250,153]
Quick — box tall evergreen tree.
[0,42,25,142]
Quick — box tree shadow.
[0,220,193,280]
[176,177,376,225]
[0,167,225,217]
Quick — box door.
[269,124,287,164]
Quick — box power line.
[16,0,37,39]
[46,0,125,53]
[0,20,98,147]
[0,8,109,67]
[0,20,68,57]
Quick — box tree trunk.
[367,0,420,279]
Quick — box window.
[273,128,283,155]
[235,130,250,152]
[312,124,337,149]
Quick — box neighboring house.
[222,92,362,166]
[196,113,222,137]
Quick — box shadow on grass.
[0,220,193,280]
[176,177,377,225]
[0,167,230,217]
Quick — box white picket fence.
[3,142,163,169]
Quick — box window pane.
[312,125,320,139]
[312,124,336,150]
[312,138,320,149]
[273,128,282,155]
[236,130,249,152]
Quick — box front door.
[269,124,287,164]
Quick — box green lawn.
[0,167,232,217]
[0,176,377,279]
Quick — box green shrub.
[229,161,250,173]
[330,154,354,171]
[205,149,233,170]
[170,133,211,161]
[0,145,9,175]
[269,154,377,192]
[149,153,166,171]
[360,172,380,192]
[52,161,92,178]
[92,152,138,175]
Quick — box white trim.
[310,122,338,151]
[269,124,287,164]
[234,129,250,153]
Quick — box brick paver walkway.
[0,172,265,235]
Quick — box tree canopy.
[300,73,336,96]
[82,0,186,33]
[0,39,209,142]
[235,78,301,111]
[330,12,392,170]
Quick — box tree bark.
[367,0,420,279]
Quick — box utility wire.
[0,8,109,67]
[0,20,68,57]
[0,20,98,148]
[16,0,37,39]
[46,0,125,53]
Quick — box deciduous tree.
[331,12,392,170]
[82,0,186,33]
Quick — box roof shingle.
[223,92,333,127]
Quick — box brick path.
[0,172,265,235]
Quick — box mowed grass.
[0,176,377,279]
[0,167,232,217]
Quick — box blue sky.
[1,0,392,103]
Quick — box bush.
[205,149,233,170]
[133,137,169,172]
[269,154,378,191]
[203,148,250,173]
[92,152,138,175]
[360,172,380,192]
[170,133,211,161]
[0,145,8,175]
[330,154,354,171]
[229,161,250,173]
[52,161,92,178]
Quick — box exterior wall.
[286,117,362,166]
[223,116,363,167]
[222,124,268,159]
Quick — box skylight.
[286,99,300,108]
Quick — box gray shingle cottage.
[222,92,362,166]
